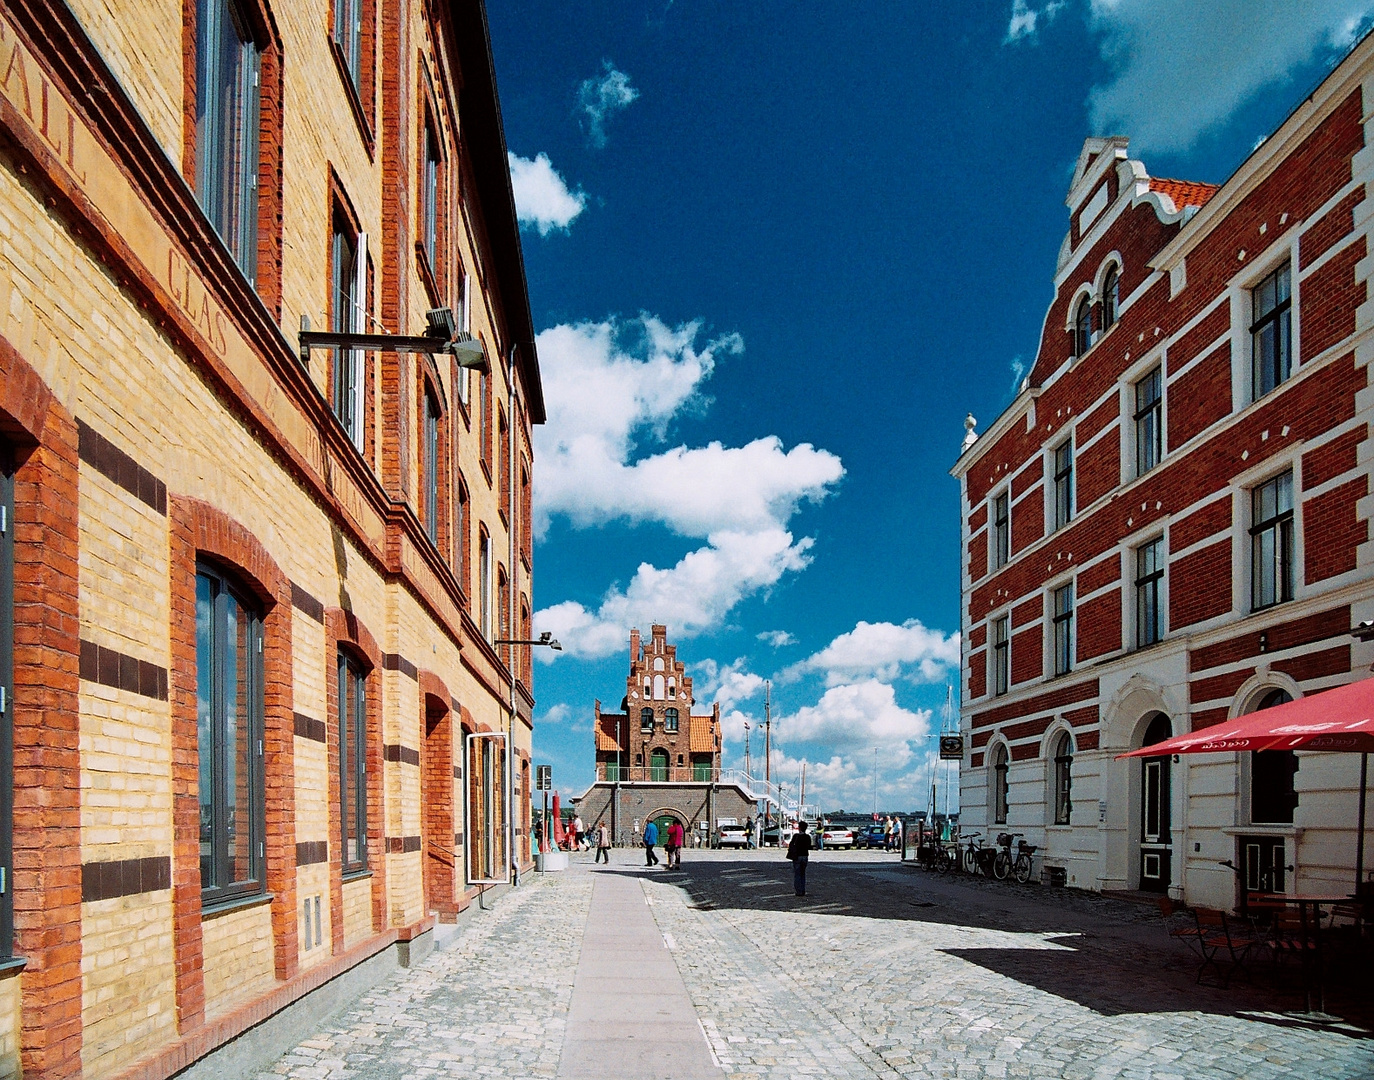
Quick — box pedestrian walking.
[666,819,683,868]
[786,820,812,896]
[595,821,611,863]
[894,816,904,856]
[573,815,584,851]
[884,816,894,852]
[643,820,659,866]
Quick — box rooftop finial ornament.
[962,413,978,452]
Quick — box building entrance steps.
[557,869,722,1080]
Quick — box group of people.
[880,814,904,852]
[641,818,685,868]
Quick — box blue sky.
[487,1,1374,811]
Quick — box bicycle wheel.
[993,851,1011,880]
[937,847,953,875]
[963,846,976,874]
[1014,853,1032,884]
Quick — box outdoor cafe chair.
[1191,907,1257,987]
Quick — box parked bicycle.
[962,831,999,877]
[994,832,1037,884]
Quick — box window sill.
[1046,824,1074,832]
[479,458,492,487]
[342,868,372,883]
[202,890,274,921]
[1222,825,1302,838]
[0,957,27,979]
[329,39,376,159]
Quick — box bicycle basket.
[996,832,1012,846]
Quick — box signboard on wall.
[536,765,551,791]
[939,735,964,761]
[466,732,508,885]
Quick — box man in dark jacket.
[785,821,812,896]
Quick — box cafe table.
[1249,893,1355,1014]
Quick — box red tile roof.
[689,714,718,754]
[595,716,623,751]
[1149,177,1220,211]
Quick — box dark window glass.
[1053,440,1073,530]
[993,616,1010,696]
[334,0,362,91]
[339,653,367,871]
[1135,538,1164,647]
[1053,583,1073,676]
[196,564,264,903]
[479,531,491,639]
[1102,266,1119,330]
[993,744,1009,825]
[1251,690,1297,824]
[331,224,361,446]
[1075,296,1093,355]
[0,451,13,957]
[422,123,440,269]
[1251,262,1292,399]
[640,707,654,732]
[993,492,1010,569]
[1251,471,1294,610]
[195,0,261,280]
[1053,732,1074,825]
[664,708,679,733]
[1134,367,1163,476]
[424,394,439,541]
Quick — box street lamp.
[494,630,563,651]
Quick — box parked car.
[760,823,781,846]
[820,825,854,849]
[715,823,750,848]
[856,824,889,849]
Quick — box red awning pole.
[1358,752,1369,895]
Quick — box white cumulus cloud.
[693,658,766,713]
[779,680,932,753]
[1006,0,1065,43]
[757,630,796,647]
[1083,0,1374,153]
[579,61,639,148]
[783,619,960,687]
[536,528,814,660]
[508,152,586,235]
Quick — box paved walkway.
[257,850,1374,1080]
[558,871,719,1079]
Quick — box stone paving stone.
[262,850,1373,1080]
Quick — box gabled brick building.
[577,626,754,846]
[0,0,540,1076]
[952,38,1374,909]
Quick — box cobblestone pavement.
[261,850,1374,1079]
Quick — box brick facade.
[952,42,1374,909]
[0,0,540,1076]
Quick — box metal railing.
[598,764,719,784]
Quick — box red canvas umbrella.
[1118,677,1373,891]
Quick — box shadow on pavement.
[601,853,1374,1038]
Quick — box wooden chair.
[1193,907,1256,987]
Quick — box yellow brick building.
[0,1,541,1076]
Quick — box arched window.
[1075,296,1093,356]
[664,708,679,733]
[640,707,654,732]
[992,744,1009,825]
[653,657,664,671]
[653,674,665,700]
[1052,732,1074,825]
[1251,689,1297,824]
[338,650,368,872]
[650,749,669,782]
[1102,266,1119,330]
[196,562,265,903]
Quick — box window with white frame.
[1250,470,1294,610]
[1052,731,1074,825]
[456,273,471,407]
[334,0,362,93]
[331,220,366,449]
[1052,440,1073,530]
[1134,366,1162,476]
[1101,265,1119,331]
[479,529,492,640]
[1075,295,1093,356]
[421,119,440,272]
[992,616,1010,696]
[1052,583,1073,676]
[1135,537,1164,647]
[1251,262,1292,400]
[992,743,1009,825]
[992,491,1010,569]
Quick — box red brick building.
[952,38,1374,909]
[575,626,753,846]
